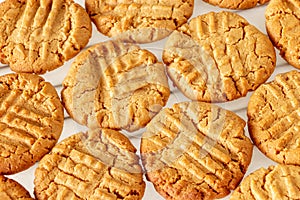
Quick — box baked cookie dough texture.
[203,0,270,9]
[0,73,64,175]
[266,0,300,69]
[62,40,170,132]
[248,70,300,166]
[231,164,300,200]
[163,11,276,102]
[34,129,145,200]
[0,175,34,200]
[85,0,194,43]
[141,101,253,200]
[0,0,92,74]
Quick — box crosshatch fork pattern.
[0,0,299,200]
[0,73,64,175]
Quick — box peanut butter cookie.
[0,73,64,175]
[62,40,170,132]
[266,0,300,69]
[231,164,300,200]
[141,101,253,200]
[163,11,276,102]
[0,175,33,199]
[203,0,269,9]
[34,129,145,200]
[0,0,92,74]
[85,0,194,43]
[248,70,300,165]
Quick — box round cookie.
[163,11,276,102]
[85,0,194,43]
[203,0,270,9]
[230,164,300,199]
[0,0,92,74]
[62,40,170,132]
[140,101,253,200]
[0,175,33,199]
[266,0,300,69]
[34,129,145,200]
[0,73,64,175]
[248,70,300,165]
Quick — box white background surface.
[1,0,296,199]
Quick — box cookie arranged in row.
[164,11,276,102]
[0,73,64,175]
[231,164,300,199]
[34,129,145,199]
[141,101,253,199]
[248,70,300,165]
[266,0,300,69]
[0,0,92,74]
[85,0,194,43]
[62,40,170,132]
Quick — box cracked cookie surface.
[266,0,300,69]
[0,175,33,200]
[141,101,253,200]
[34,130,145,200]
[0,73,64,175]
[62,40,170,132]
[62,40,140,128]
[203,0,269,9]
[0,0,92,74]
[163,11,276,102]
[85,0,194,43]
[248,70,300,165]
[230,164,300,200]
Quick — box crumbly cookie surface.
[0,73,64,175]
[248,70,300,165]
[0,0,92,74]
[203,0,269,9]
[266,0,300,69]
[230,164,300,200]
[0,175,33,200]
[85,0,194,43]
[62,40,170,132]
[141,101,253,200]
[163,11,276,102]
[62,41,140,128]
[34,130,145,200]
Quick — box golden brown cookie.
[34,129,145,200]
[141,101,253,200]
[203,0,270,9]
[0,73,64,175]
[62,40,170,132]
[230,164,300,200]
[85,0,194,43]
[248,70,300,165]
[163,11,276,102]
[266,0,300,69]
[0,175,33,199]
[0,0,92,74]
[61,40,141,128]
